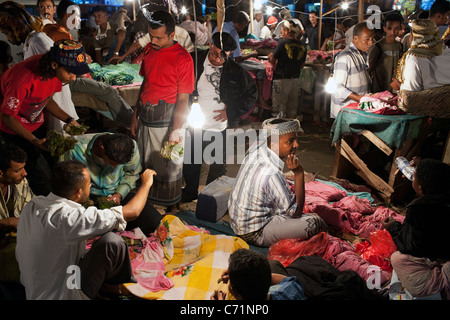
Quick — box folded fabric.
[358,91,405,115]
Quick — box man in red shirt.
[130,9,194,209]
[0,39,90,195]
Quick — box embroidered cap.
[50,39,91,76]
[262,114,303,136]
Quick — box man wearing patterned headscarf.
[0,1,53,59]
[228,116,326,247]
[397,19,450,91]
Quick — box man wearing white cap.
[248,9,264,38]
[228,117,327,247]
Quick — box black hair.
[38,52,58,80]
[232,11,250,25]
[342,18,356,29]
[36,0,55,7]
[0,40,11,64]
[212,32,237,52]
[228,249,271,300]
[57,0,76,20]
[384,11,404,25]
[148,10,175,35]
[92,5,108,14]
[103,133,135,164]
[353,21,371,38]
[0,144,27,172]
[430,0,450,17]
[415,158,450,196]
[51,160,87,199]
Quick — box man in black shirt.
[269,20,307,118]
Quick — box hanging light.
[341,2,349,10]
[188,91,205,129]
[181,6,187,15]
[325,74,337,94]
[266,6,273,16]
[254,0,262,10]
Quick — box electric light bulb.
[188,99,205,129]
[181,6,187,15]
[266,6,273,16]
[341,2,349,10]
[254,0,262,10]
[325,75,337,94]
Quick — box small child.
[211,248,306,300]
[383,158,450,261]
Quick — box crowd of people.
[0,0,449,301]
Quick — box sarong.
[136,101,183,207]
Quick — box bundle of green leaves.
[45,130,78,158]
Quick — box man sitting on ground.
[16,160,156,300]
[228,117,326,247]
[0,144,33,287]
[63,132,162,234]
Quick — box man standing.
[92,5,126,64]
[330,22,374,118]
[182,32,257,202]
[248,9,264,38]
[269,20,307,119]
[16,160,156,299]
[305,11,325,50]
[214,11,272,110]
[37,0,56,25]
[43,0,76,42]
[131,10,194,209]
[369,12,404,93]
[228,117,326,247]
[0,40,89,195]
[260,16,278,40]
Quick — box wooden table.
[331,108,427,203]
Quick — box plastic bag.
[355,230,397,271]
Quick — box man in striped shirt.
[330,22,375,118]
[228,118,326,247]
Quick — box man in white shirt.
[398,19,450,92]
[16,160,157,300]
[248,9,264,38]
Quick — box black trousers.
[78,232,136,299]
[182,128,227,199]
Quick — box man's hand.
[31,137,48,151]
[108,55,124,65]
[130,109,139,138]
[140,169,157,188]
[286,154,303,175]
[106,193,122,204]
[382,216,396,230]
[213,108,227,122]
[210,290,227,300]
[169,129,183,145]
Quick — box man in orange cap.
[260,16,278,40]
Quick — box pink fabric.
[333,250,392,285]
[305,180,348,202]
[122,228,174,292]
[332,195,375,215]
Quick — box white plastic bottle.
[395,156,415,181]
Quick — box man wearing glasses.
[181,32,257,203]
[131,10,195,210]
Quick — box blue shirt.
[213,21,242,58]
[269,276,307,300]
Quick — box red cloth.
[0,54,62,134]
[139,42,194,105]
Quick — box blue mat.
[175,210,268,255]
